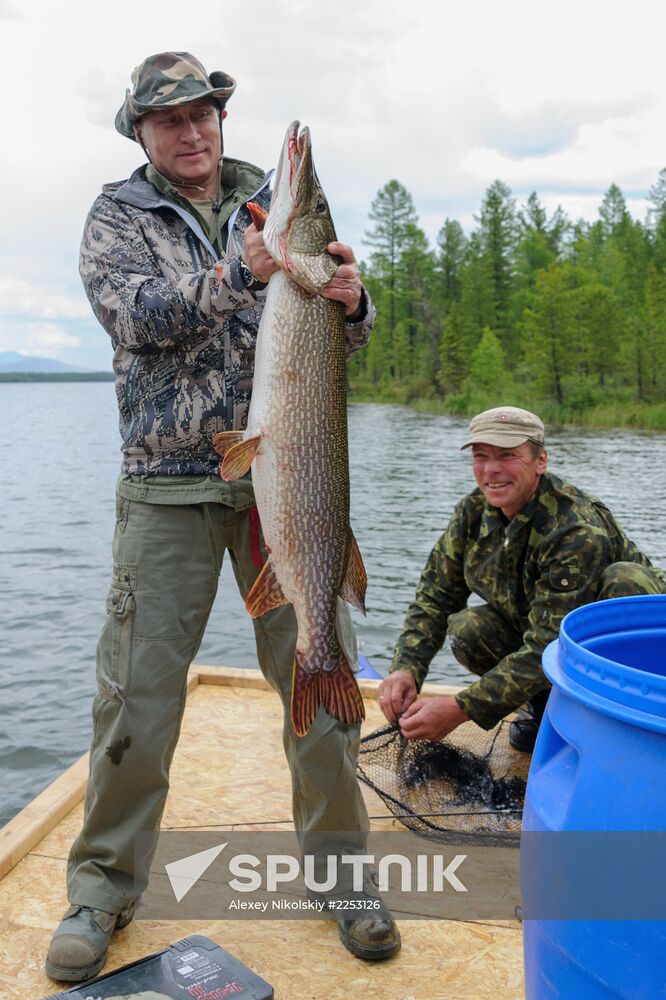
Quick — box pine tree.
[462,327,513,408]
[438,302,468,395]
[569,281,620,388]
[599,183,630,238]
[458,233,494,351]
[642,264,666,400]
[511,193,569,339]
[522,263,574,404]
[648,169,666,270]
[351,166,666,417]
[363,180,420,378]
[436,218,467,308]
[476,180,517,354]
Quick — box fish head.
[264,121,339,295]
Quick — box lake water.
[2,383,666,827]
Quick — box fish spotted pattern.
[216,122,366,736]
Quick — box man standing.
[379,405,665,747]
[46,52,399,983]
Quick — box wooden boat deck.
[0,667,524,999]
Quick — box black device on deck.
[44,934,274,999]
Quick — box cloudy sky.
[2,0,666,370]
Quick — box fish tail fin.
[291,653,365,737]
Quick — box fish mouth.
[265,121,312,268]
[264,121,336,292]
[275,121,311,206]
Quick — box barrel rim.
[543,595,666,733]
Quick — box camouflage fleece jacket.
[80,159,374,475]
[390,472,655,729]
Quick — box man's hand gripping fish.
[213,122,367,737]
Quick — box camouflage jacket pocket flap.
[548,565,580,592]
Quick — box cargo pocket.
[115,495,130,533]
[97,563,137,699]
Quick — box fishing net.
[357,721,530,842]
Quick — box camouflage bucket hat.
[461,406,545,449]
[115,51,237,140]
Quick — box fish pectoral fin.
[212,430,245,457]
[245,558,290,619]
[291,654,365,737]
[219,434,262,481]
[339,528,368,615]
[246,201,268,230]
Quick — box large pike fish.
[213,121,367,737]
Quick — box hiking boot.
[509,689,550,753]
[45,901,135,983]
[311,873,401,961]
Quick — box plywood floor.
[0,668,524,1000]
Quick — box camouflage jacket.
[390,472,654,728]
[80,160,374,475]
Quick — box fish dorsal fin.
[212,430,245,457]
[219,434,262,481]
[245,558,290,619]
[339,528,367,615]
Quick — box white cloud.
[75,66,129,130]
[3,0,666,364]
[0,276,91,321]
[0,321,81,355]
[0,0,22,19]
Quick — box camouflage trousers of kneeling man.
[447,561,666,685]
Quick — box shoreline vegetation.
[3,371,664,433]
[347,173,666,435]
[348,383,666,433]
[0,372,115,382]
[7,169,666,432]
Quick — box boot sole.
[45,908,134,983]
[45,953,106,983]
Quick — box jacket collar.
[107,161,272,259]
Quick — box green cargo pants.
[66,497,369,914]
[447,561,666,681]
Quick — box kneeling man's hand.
[378,670,418,725]
[399,695,470,741]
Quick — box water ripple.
[1,386,666,825]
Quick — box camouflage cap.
[461,406,545,449]
[115,51,236,140]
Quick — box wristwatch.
[239,258,255,287]
[239,258,267,292]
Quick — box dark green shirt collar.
[145,157,266,250]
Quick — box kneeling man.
[380,406,665,751]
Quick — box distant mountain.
[0,352,85,374]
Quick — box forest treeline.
[348,172,666,429]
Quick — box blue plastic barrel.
[356,652,382,679]
[522,594,666,999]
